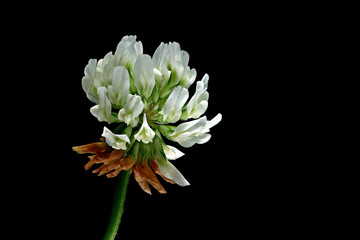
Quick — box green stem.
[103,170,131,240]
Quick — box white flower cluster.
[81,35,222,186]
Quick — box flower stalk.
[103,170,131,240]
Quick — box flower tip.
[181,179,191,187]
[208,113,222,128]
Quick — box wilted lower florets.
[75,35,222,194]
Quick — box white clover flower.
[114,35,143,70]
[95,52,115,87]
[152,42,171,85]
[183,74,210,120]
[133,54,155,99]
[152,42,196,98]
[118,94,144,127]
[167,42,186,86]
[102,127,130,150]
[154,152,190,186]
[108,66,130,108]
[162,86,189,123]
[134,114,155,144]
[81,59,98,103]
[90,87,118,123]
[162,144,184,160]
[168,114,222,148]
[74,35,222,195]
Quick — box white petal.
[176,134,198,148]
[108,66,130,107]
[170,116,207,137]
[90,105,105,122]
[198,91,209,102]
[186,74,209,118]
[134,41,143,55]
[82,76,98,103]
[118,94,144,126]
[89,87,117,123]
[196,133,211,144]
[163,144,185,160]
[82,59,98,103]
[167,42,185,86]
[114,35,141,69]
[154,158,190,186]
[181,50,189,68]
[205,113,222,130]
[101,52,114,69]
[101,127,130,150]
[163,87,179,120]
[152,43,171,83]
[97,87,107,107]
[84,59,97,77]
[153,67,163,83]
[134,114,155,143]
[162,86,188,123]
[174,87,189,113]
[179,67,197,89]
[133,54,155,99]
[101,127,115,146]
[130,95,145,117]
[201,74,209,89]
[153,43,167,67]
[103,64,115,86]
[168,114,221,148]
[187,68,197,86]
[130,116,139,127]
[188,100,208,119]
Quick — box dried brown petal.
[108,158,122,171]
[92,165,108,174]
[106,168,122,178]
[103,150,125,165]
[98,166,113,176]
[74,141,174,194]
[133,160,166,194]
[84,156,97,170]
[133,164,151,194]
[120,157,136,171]
[83,152,111,170]
[93,152,111,162]
[72,142,109,154]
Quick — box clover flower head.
[74,35,222,194]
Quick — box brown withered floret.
[73,141,172,194]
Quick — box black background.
[58,3,295,240]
